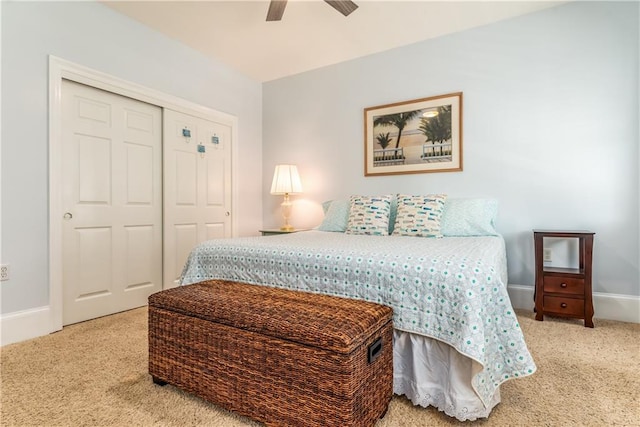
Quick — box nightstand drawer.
[543,276,584,295]
[543,295,584,317]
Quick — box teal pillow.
[440,198,499,236]
[388,195,397,235]
[318,199,350,232]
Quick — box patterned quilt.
[180,231,536,407]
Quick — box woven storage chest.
[148,280,393,427]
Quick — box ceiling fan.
[267,0,358,21]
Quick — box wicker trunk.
[148,280,393,427]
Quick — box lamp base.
[279,193,294,232]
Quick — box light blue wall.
[263,2,640,296]
[1,1,263,314]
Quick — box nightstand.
[259,229,307,236]
[533,230,595,328]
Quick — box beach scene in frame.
[364,92,462,176]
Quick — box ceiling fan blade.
[267,0,288,21]
[324,0,358,17]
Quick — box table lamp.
[270,164,303,231]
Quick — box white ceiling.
[103,0,565,82]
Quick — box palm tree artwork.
[364,92,462,175]
[374,111,421,150]
[419,105,452,156]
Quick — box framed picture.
[364,92,463,176]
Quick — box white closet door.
[61,80,162,325]
[163,109,232,289]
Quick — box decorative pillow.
[441,198,499,236]
[345,195,392,236]
[317,199,350,232]
[392,194,447,237]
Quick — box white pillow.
[345,195,392,236]
[392,194,447,237]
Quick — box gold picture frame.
[364,92,463,176]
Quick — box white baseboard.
[1,288,637,346]
[0,306,53,346]
[507,284,640,324]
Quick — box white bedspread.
[180,231,536,409]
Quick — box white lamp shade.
[270,164,303,195]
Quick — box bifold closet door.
[163,109,232,289]
[61,80,162,326]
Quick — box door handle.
[225,211,230,216]
[63,212,73,220]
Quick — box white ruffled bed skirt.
[392,330,501,421]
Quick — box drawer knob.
[560,283,568,288]
[560,302,568,308]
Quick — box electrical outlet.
[543,248,552,262]
[0,264,9,281]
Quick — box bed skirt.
[393,330,501,421]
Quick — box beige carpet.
[1,307,638,426]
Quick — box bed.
[179,196,537,421]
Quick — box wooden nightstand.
[259,229,307,236]
[533,230,595,328]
